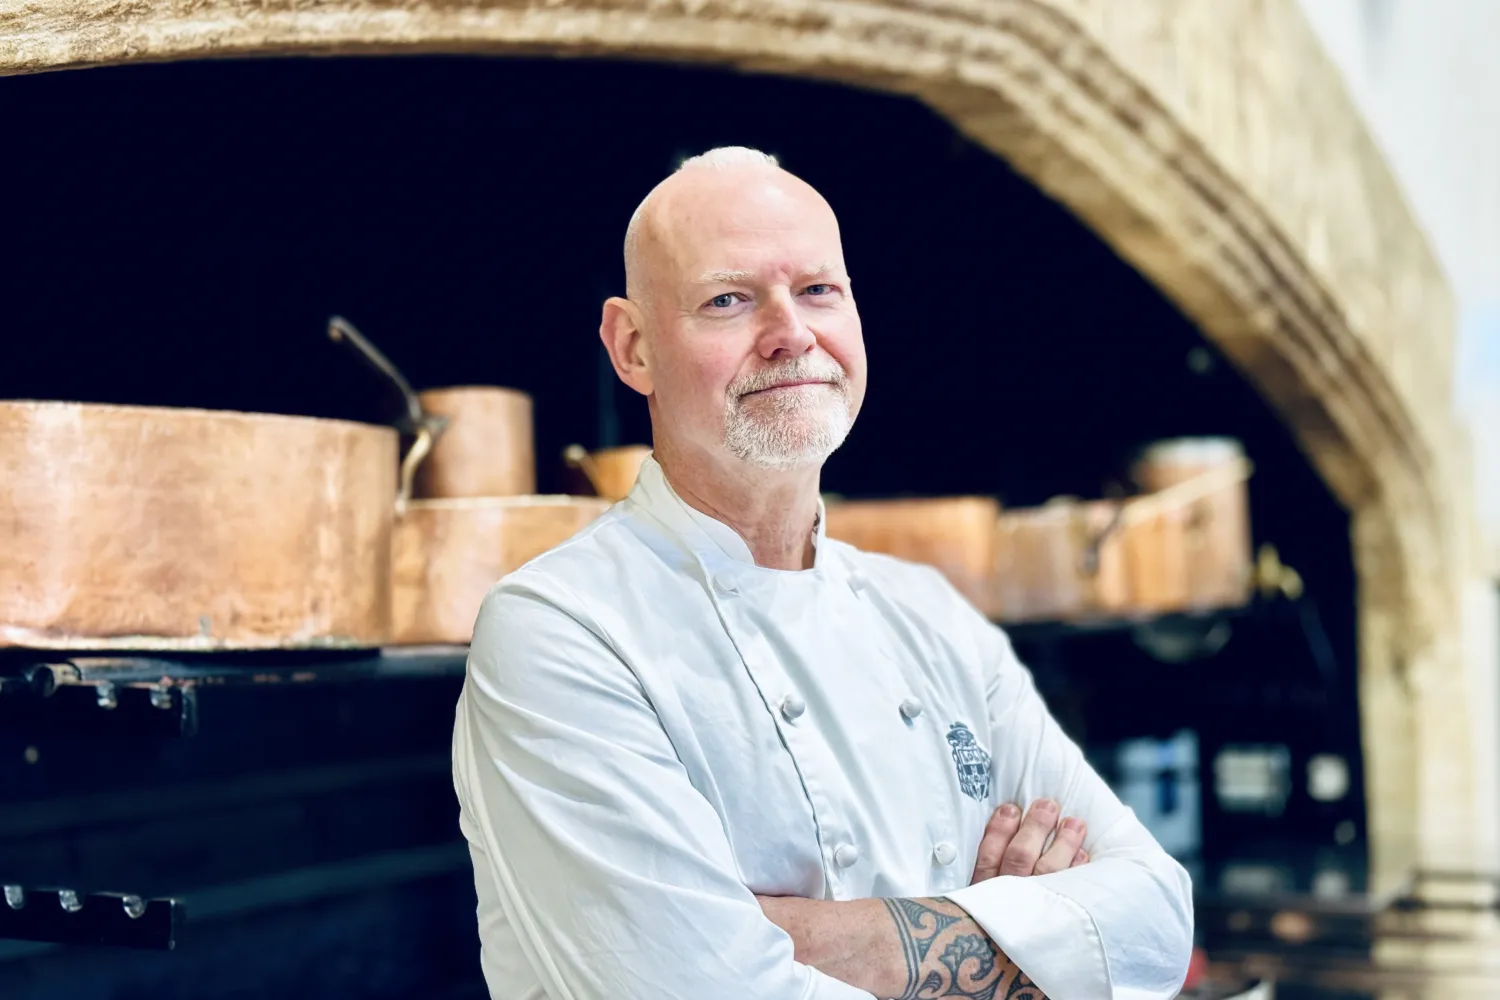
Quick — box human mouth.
[742,379,833,396]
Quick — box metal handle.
[563,444,605,497]
[327,316,448,514]
[1078,504,1126,578]
[1117,457,1254,528]
[1255,543,1304,600]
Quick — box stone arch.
[2,0,1475,880]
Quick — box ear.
[600,296,654,397]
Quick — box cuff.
[943,876,1110,998]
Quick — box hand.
[970,798,1087,884]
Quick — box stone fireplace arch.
[2,0,1482,885]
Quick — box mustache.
[728,357,849,397]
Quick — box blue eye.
[709,293,737,308]
[805,284,832,296]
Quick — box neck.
[653,436,822,571]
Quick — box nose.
[755,289,816,359]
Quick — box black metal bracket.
[0,885,182,950]
[0,666,198,739]
[0,647,466,739]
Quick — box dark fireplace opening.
[4,53,1364,994]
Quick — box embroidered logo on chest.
[946,722,992,802]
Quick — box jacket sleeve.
[942,606,1195,1000]
[452,579,875,1000]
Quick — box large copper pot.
[1123,437,1253,613]
[823,496,1002,613]
[0,400,396,650]
[992,498,1129,623]
[391,495,610,645]
[988,440,1253,622]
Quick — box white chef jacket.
[452,455,1193,1000]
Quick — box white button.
[900,697,923,720]
[932,842,957,866]
[780,694,806,722]
[833,843,860,869]
[713,571,738,594]
[847,571,865,593]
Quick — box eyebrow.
[695,269,754,284]
[694,263,837,284]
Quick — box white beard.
[722,357,853,470]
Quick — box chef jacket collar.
[628,454,837,579]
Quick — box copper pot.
[992,498,1129,623]
[823,496,1002,613]
[1119,503,1193,613]
[391,495,610,645]
[564,444,652,503]
[412,386,534,499]
[0,400,396,650]
[1126,437,1253,613]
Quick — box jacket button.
[932,842,957,866]
[780,694,806,722]
[899,697,924,720]
[834,844,860,869]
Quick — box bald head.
[623,147,778,297]
[622,147,841,308]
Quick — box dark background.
[3,54,1365,997]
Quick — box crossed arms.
[454,584,1194,999]
[758,798,1089,998]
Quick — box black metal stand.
[0,645,470,952]
[0,886,182,950]
[0,646,468,741]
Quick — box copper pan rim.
[0,399,394,437]
[0,628,381,652]
[418,385,531,397]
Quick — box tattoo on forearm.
[880,897,1045,1000]
[883,897,959,998]
[1004,971,1041,1000]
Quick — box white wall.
[1297,0,1500,868]
[1298,0,1500,561]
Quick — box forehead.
[655,172,846,281]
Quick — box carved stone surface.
[0,0,1483,878]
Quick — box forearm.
[761,896,1043,1000]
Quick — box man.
[451,146,1193,999]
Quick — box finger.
[1033,817,1086,875]
[970,803,1022,883]
[999,798,1059,876]
[1071,849,1089,868]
